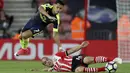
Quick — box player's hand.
[30,68,39,71]
[48,16,57,21]
[59,48,63,52]
[80,41,89,48]
[48,68,53,72]
[58,47,63,52]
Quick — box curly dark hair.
[56,0,64,5]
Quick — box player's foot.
[14,52,19,56]
[14,48,29,56]
[113,57,122,64]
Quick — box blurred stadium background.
[0,0,130,73]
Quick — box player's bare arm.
[67,41,89,55]
[53,31,62,51]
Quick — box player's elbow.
[38,6,42,12]
[38,6,44,13]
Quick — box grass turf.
[0,60,130,73]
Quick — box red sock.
[94,56,114,63]
[17,49,29,55]
[83,67,105,72]
[98,67,105,72]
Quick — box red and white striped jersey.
[52,51,73,72]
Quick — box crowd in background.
[0,0,14,38]
[0,0,117,40]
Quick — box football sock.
[20,38,29,49]
[94,56,114,63]
[83,67,105,72]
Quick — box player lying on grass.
[14,0,64,56]
[32,41,122,72]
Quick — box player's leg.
[14,30,32,56]
[14,23,33,56]
[83,56,113,64]
[83,56,122,64]
[14,17,43,56]
[72,55,106,72]
[75,66,105,73]
[19,30,32,49]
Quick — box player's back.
[53,59,72,72]
[52,51,73,72]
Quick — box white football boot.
[14,52,19,56]
[113,57,122,64]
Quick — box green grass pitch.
[0,60,130,73]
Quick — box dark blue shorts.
[72,54,88,72]
[21,13,48,37]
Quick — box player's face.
[53,3,64,14]
[42,57,53,67]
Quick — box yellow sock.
[20,38,29,49]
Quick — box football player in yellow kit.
[14,0,64,56]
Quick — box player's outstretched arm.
[30,67,52,72]
[66,41,89,55]
[53,31,62,51]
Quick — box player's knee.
[83,56,94,64]
[20,33,28,39]
[75,66,84,72]
[20,30,33,39]
[19,30,33,39]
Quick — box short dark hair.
[56,0,64,5]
